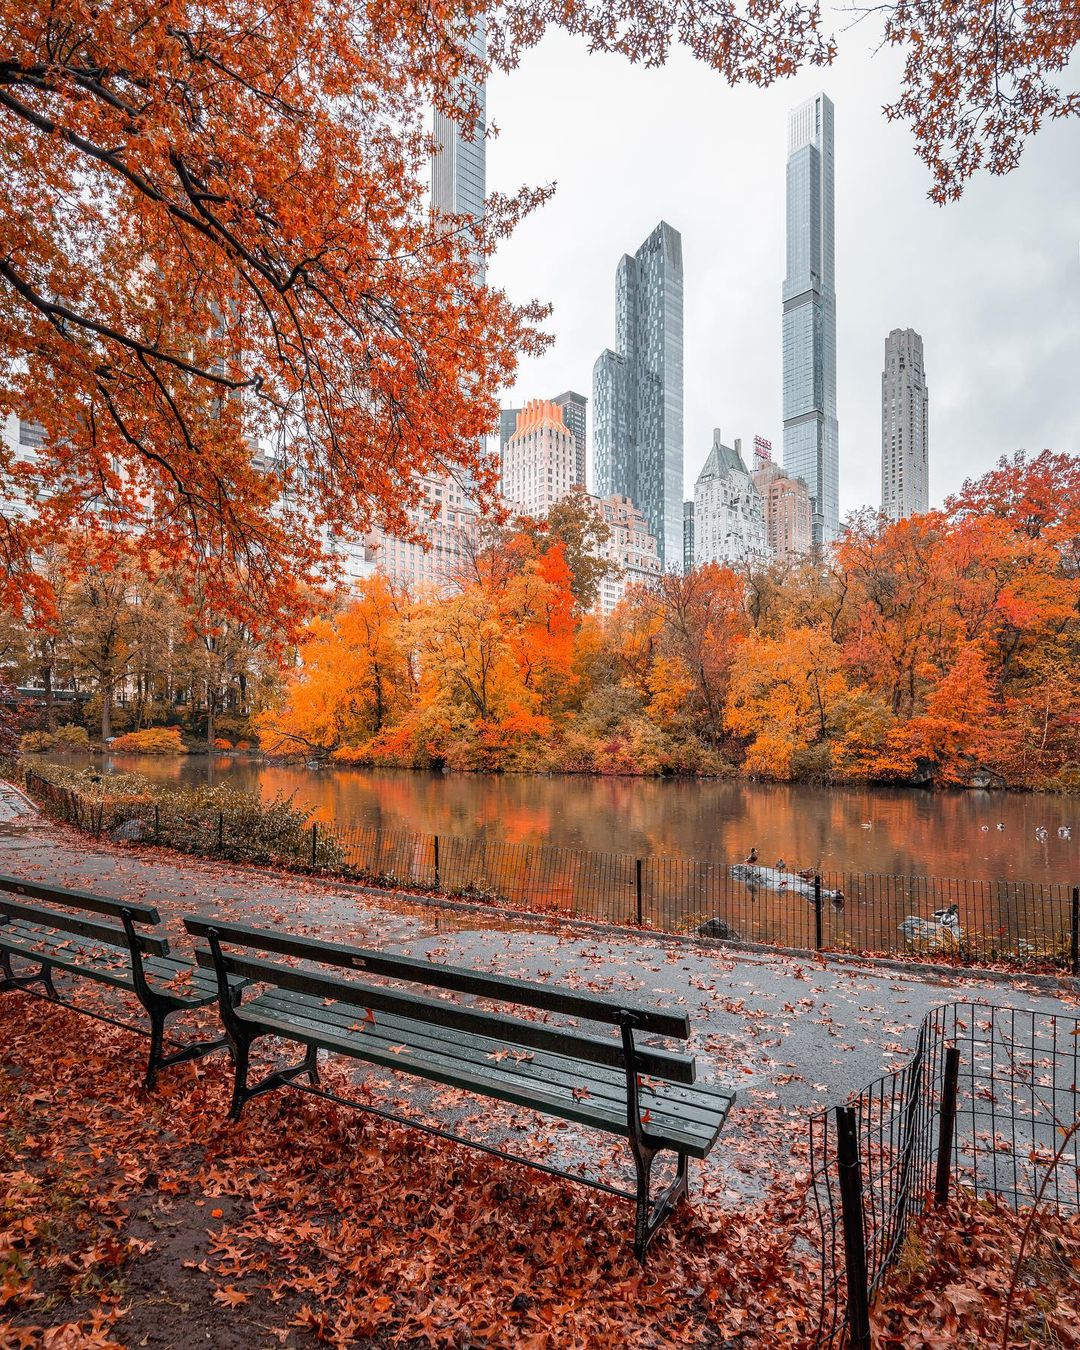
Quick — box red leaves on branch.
[882,0,1080,202]
[1,0,1071,641]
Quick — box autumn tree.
[613,566,748,746]
[2,0,1074,650]
[0,0,554,635]
[511,488,616,609]
[59,556,142,740]
[834,510,950,718]
[257,576,412,756]
[878,0,1080,202]
[726,626,849,779]
[905,641,997,783]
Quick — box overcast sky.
[484,18,1080,515]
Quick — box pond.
[50,753,1080,884]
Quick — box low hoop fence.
[809,1001,1080,1347]
[19,766,1080,972]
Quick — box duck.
[1059,826,1072,840]
[745,847,759,865]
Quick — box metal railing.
[21,767,1080,972]
[809,1001,1080,1347]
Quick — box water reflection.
[52,754,1080,882]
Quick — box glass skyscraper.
[592,222,684,569]
[782,92,838,547]
[430,25,487,282]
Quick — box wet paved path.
[2,780,1076,1199]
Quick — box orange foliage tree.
[881,1,1080,202]
[2,1,1075,644]
[254,451,1080,786]
[400,541,579,770]
[725,626,849,779]
[905,642,996,784]
[0,0,558,635]
[256,576,412,756]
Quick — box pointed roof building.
[693,430,769,567]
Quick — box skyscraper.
[553,391,588,488]
[501,400,578,517]
[430,24,487,502]
[431,25,487,281]
[499,407,521,457]
[782,92,838,548]
[367,35,487,580]
[500,393,587,492]
[592,222,684,569]
[881,328,929,520]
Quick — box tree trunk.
[206,682,215,748]
[101,684,111,741]
[42,664,56,733]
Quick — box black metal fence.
[20,767,1080,972]
[809,1001,1080,1347]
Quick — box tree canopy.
[242,452,1080,788]
[2,0,1075,635]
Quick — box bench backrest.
[0,872,169,956]
[185,916,696,1084]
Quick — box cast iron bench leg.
[228,1030,319,1121]
[204,928,319,1121]
[618,1009,691,1262]
[629,1141,689,1262]
[0,951,59,1001]
[145,1007,166,1091]
[142,988,245,1091]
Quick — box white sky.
[485,20,1080,516]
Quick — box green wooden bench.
[0,872,243,1087]
[184,916,736,1260]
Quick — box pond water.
[51,753,1080,883]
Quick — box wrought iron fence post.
[310,822,318,868]
[1071,887,1079,978]
[934,1046,961,1206]
[835,1105,872,1350]
[217,810,224,852]
[433,834,440,890]
[814,873,823,949]
[635,857,643,926]
[892,1027,927,1248]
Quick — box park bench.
[0,872,244,1088]
[184,916,736,1260]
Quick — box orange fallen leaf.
[213,1285,251,1307]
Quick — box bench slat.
[196,948,696,1085]
[142,958,235,1004]
[0,926,137,989]
[1,922,228,1007]
[184,917,688,1038]
[0,872,160,925]
[236,1002,730,1157]
[0,901,169,955]
[257,988,731,1130]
